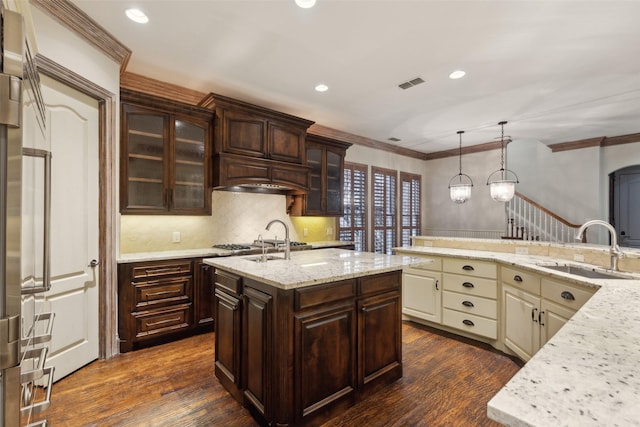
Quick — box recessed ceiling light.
[315,84,328,92]
[449,70,466,79]
[125,8,149,24]
[295,0,316,8]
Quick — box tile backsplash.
[120,190,301,253]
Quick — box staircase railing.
[505,192,584,243]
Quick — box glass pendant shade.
[448,130,473,203]
[486,121,518,202]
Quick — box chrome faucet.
[266,219,290,260]
[575,220,622,271]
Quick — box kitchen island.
[204,248,425,426]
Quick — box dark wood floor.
[27,322,521,427]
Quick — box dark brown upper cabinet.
[120,89,213,215]
[290,134,351,216]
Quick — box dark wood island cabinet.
[208,249,414,427]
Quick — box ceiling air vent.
[398,77,425,90]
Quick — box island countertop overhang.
[204,248,430,290]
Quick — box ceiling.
[69,0,640,154]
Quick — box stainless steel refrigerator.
[1,6,53,427]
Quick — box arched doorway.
[610,165,640,248]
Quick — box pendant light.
[448,130,473,203]
[486,121,519,202]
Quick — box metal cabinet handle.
[538,310,545,326]
[462,265,475,271]
[435,280,439,291]
[561,291,575,301]
[462,282,474,288]
[532,307,538,322]
[462,300,474,308]
[462,319,474,326]
[514,275,523,282]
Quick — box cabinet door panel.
[326,150,342,214]
[195,262,214,327]
[540,299,575,345]
[295,304,356,421]
[243,287,272,418]
[358,291,401,386]
[402,270,441,323]
[222,109,267,157]
[214,289,242,387]
[503,285,539,362]
[173,119,207,210]
[269,123,304,163]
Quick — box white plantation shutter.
[339,163,367,251]
[400,172,421,246]
[372,167,397,254]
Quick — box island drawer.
[215,269,242,296]
[133,303,191,338]
[443,273,497,299]
[442,308,497,339]
[443,258,496,279]
[358,271,401,296]
[295,279,356,311]
[133,276,191,309]
[442,291,497,319]
[132,260,192,279]
[541,278,596,310]
[501,267,541,294]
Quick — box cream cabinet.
[402,258,442,323]
[441,259,498,339]
[501,267,596,361]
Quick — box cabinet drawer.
[501,267,541,295]
[442,308,497,339]
[541,278,596,310]
[443,258,496,279]
[442,291,497,319]
[406,256,442,271]
[443,273,497,299]
[295,279,356,311]
[215,269,242,295]
[134,276,190,309]
[134,304,191,338]
[359,271,401,296]
[132,260,192,279]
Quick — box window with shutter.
[372,167,397,254]
[400,172,421,246]
[339,162,367,251]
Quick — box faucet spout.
[575,220,622,270]
[266,219,290,260]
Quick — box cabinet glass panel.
[326,151,341,212]
[127,113,166,208]
[173,119,206,209]
[307,148,322,211]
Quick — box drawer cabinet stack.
[119,258,215,352]
[441,259,498,339]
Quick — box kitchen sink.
[245,254,286,263]
[537,264,637,280]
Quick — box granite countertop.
[394,245,640,426]
[204,248,429,290]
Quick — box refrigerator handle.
[22,148,52,294]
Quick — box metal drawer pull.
[435,280,439,290]
[513,275,523,282]
[561,291,575,301]
[20,366,54,416]
[462,319,474,326]
[21,312,55,347]
[145,317,181,328]
[145,267,182,275]
[538,310,545,326]
[462,265,475,271]
[532,307,538,322]
[462,282,474,288]
[462,300,474,308]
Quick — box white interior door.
[617,169,640,248]
[38,75,100,381]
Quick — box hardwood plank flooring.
[26,322,521,426]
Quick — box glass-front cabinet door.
[306,146,323,213]
[120,90,213,215]
[325,150,342,214]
